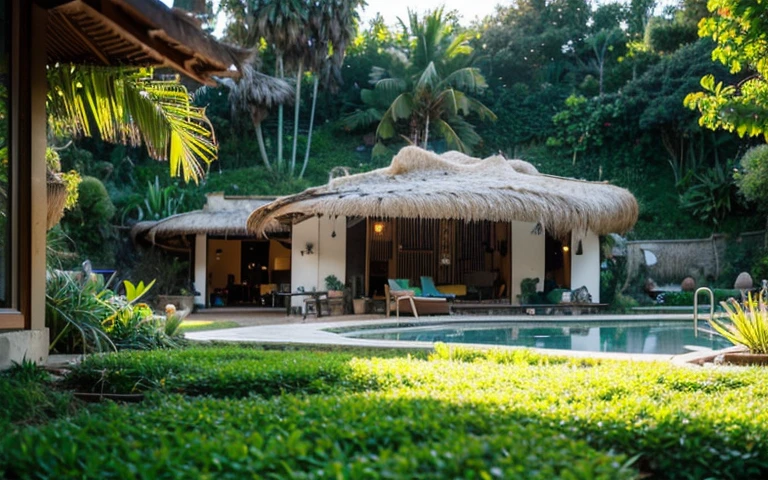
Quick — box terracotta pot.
[722,352,768,366]
[353,298,368,314]
[327,290,344,298]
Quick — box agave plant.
[46,270,116,354]
[710,293,768,354]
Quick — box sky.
[160,0,503,37]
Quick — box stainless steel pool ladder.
[693,287,714,338]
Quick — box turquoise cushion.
[394,279,421,295]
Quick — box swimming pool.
[338,320,732,355]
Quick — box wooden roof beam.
[56,13,111,65]
[61,0,212,85]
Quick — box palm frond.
[433,118,469,153]
[340,108,383,131]
[416,62,440,90]
[450,90,497,121]
[47,65,217,183]
[376,109,398,139]
[375,77,408,99]
[444,115,482,151]
[443,32,473,61]
[388,93,414,121]
[441,67,487,92]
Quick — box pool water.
[340,321,732,355]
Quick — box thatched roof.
[132,193,285,243]
[248,147,639,239]
[45,0,250,85]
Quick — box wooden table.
[277,291,329,318]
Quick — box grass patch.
[64,346,383,396]
[178,320,240,333]
[3,344,768,478]
[0,363,78,431]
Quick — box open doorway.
[545,234,571,295]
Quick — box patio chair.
[385,281,450,318]
[385,282,419,318]
[420,276,456,300]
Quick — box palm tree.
[221,0,363,178]
[342,8,496,154]
[218,63,294,172]
[46,65,217,184]
[298,0,365,178]
[221,0,309,174]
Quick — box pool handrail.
[693,287,714,338]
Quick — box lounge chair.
[385,281,450,318]
[420,276,456,300]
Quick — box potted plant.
[324,275,344,298]
[710,293,768,365]
[353,296,368,315]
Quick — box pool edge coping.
[185,314,738,363]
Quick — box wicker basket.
[46,170,68,231]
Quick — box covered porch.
[348,217,600,305]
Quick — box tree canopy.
[685,0,768,140]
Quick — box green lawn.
[2,344,768,479]
[177,319,241,333]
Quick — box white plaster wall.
[318,216,347,287]
[510,221,546,304]
[290,216,347,310]
[0,330,49,370]
[193,234,207,306]
[570,230,600,303]
[291,218,320,308]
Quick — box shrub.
[46,270,116,354]
[657,289,741,306]
[710,294,768,353]
[6,346,768,478]
[64,346,368,396]
[47,271,185,354]
[0,370,76,428]
[0,393,635,479]
[59,175,117,267]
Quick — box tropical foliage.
[47,65,217,183]
[684,0,768,140]
[219,0,365,177]
[121,176,186,223]
[4,346,768,478]
[45,270,182,354]
[711,293,768,353]
[342,8,495,155]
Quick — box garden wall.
[624,231,766,287]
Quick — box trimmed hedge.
[2,345,768,479]
[0,393,635,479]
[0,374,77,431]
[64,346,374,397]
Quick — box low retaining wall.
[0,329,49,370]
[624,230,766,287]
